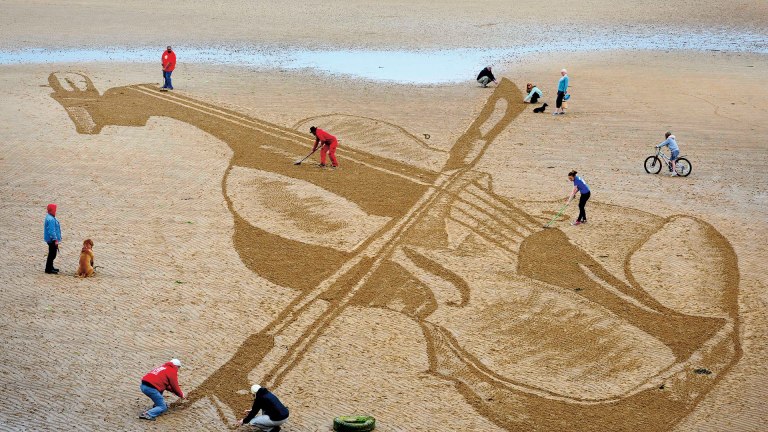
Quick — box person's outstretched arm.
[241,397,262,424]
[524,88,538,102]
[567,186,578,202]
[168,370,184,399]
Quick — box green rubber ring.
[333,415,376,432]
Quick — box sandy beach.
[2,0,767,49]
[1,2,767,431]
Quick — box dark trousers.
[163,71,173,89]
[578,192,590,222]
[45,241,58,272]
[556,91,565,108]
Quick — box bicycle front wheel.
[675,158,692,177]
[644,156,662,174]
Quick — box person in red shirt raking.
[309,126,339,168]
[161,46,176,91]
[139,359,186,421]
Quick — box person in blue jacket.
[566,170,590,225]
[554,69,569,115]
[656,131,681,176]
[236,384,289,431]
[43,203,62,274]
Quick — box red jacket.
[142,362,184,397]
[314,128,337,147]
[162,50,176,72]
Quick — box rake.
[543,196,573,228]
[294,147,318,165]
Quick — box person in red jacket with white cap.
[139,359,186,421]
[310,126,339,168]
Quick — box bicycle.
[644,147,692,177]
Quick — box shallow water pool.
[0,29,765,84]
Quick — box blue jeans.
[140,383,167,418]
[163,71,173,89]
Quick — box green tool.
[543,197,573,228]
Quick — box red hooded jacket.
[142,362,184,397]
[162,50,176,72]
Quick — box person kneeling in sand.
[476,66,498,88]
[76,239,95,277]
[524,83,542,103]
[236,384,289,431]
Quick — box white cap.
[561,68,568,74]
[250,384,262,394]
[170,358,182,368]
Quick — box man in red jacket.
[139,359,186,421]
[161,46,176,91]
[310,126,338,168]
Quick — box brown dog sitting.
[76,239,95,277]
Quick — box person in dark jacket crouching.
[476,66,498,87]
[236,384,289,431]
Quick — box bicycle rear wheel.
[644,156,662,174]
[675,158,692,177]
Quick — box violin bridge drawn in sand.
[49,72,741,431]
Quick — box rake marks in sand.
[48,72,741,431]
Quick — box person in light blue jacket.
[656,131,681,176]
[44,203,62,274]
[554,69,569,115]
[524,83,543,103]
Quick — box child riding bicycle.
[656,131,680,176]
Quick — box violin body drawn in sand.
[50,72,741,431]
